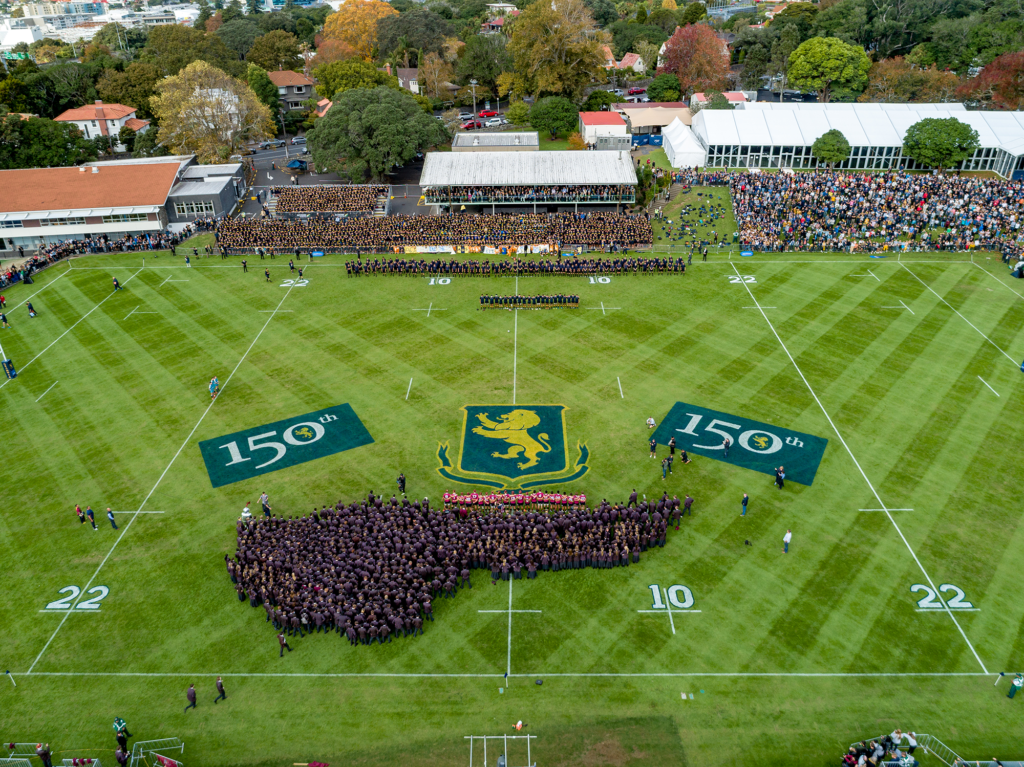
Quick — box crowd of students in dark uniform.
[215,212,653,255]
[272,185,389,213]
[730,171,1024,256]
[480,294,579,309]
[346,255,686,276]
[228,490,683,645]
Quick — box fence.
[2,745,43,761]
[129,738,183,767]
[851,734,964,767]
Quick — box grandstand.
[268,185,391,220]
[419,150,639,213]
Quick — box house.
[601,45,646,73]
[485,2,518,15]
[764,3,790,18]
[690,91,750,107]
[53,100,149,152]
[579,112,629,149]
[481,3,518,32]
[315,98,333,118]
[267,70,314,111]
[381,64,420,96]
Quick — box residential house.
[690,91,750,107]
[381,64,420,96]
[54,100,149,152]
[480,4,518,33]
[267,70,314,111]
[601,45,646,73]
[315,99,333,118]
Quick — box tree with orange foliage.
[859,57,960,104]
[311,39,359,69]
[322,0,398,61]
[957,52,1024,111]
[205,11,224,33]
[657,23,729,98]
[568,131,587,150]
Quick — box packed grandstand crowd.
[423,184,635,203]
[730,171,1024,257]
[216,212,654,253]
[228,491,680,643]
[271,185,389,213]
[346,254,686,275]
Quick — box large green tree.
[313,59,400,100]
[247,63,280,111]
[91,22,149,51]
[646,72,681,101]
[377,9,454,59]
[902,117,979,171]
[0,112,98,169]
[529,96,578,138]
[584,0,618,27]
[216,18,262,59]
[457,35,512,94]
[141,24,245,77]
[607,21,667,58]
[23,63,97,119]
[582,89,618,111]
[810,128,850,168]
[96,61,162,120]
[679,2,706,25]
[306,86,447,182]
[786,36,870,102]
[246,30,302,72]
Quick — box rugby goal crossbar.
[464,735,536,767]
[851,734,964,767]
[129,738,184,767]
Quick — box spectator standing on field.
[1009,673,1023,699]
[214,676,226,703]
[85,506,97,530]
[782,529,792,553]
[184,683,197,711]
[741,493,748,516]
[107,507,118,529]
[774,466,785,489]
[649,437,657,458]
[278,632,293,656]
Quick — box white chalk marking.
[35,380,58,402]
[405,378,413,400]
[977,376,999,397]
[899,299,915,315]
[123,306,139,320]
[867,269,880,281]
[617,376,624,399]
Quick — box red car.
[478,110,498,117]
[461,120,483,130]
[628,87,646,95]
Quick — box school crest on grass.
[436,405,589,490]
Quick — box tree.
[773,2,817,26]
[679,2,706,25]
[507,0,609,101]
[246,30,302,72]
[306,85,447,181]
[313,58,399,99]
[96,61,162,119]
[141,24,244,77]
[646,72,681,101]
[608,21,666,58]
[216,18,262,58]
[83,43,113,62]
[957,51,1024,110]
[902,117,979,171]
[246,0,262,15]
[702,90,734,109]
[439,106,462,134]
[810,0,868,48]
[529,95,578,138]
[0,113,97,169]
[247,63,280,111]
[221,0,244,24]
[25,63,97,119]
[418,52,455,99]
[662,0,677,8]
[150,60,274,162]
[322,0,399,60]
[583,89,618,111]
[0,77,31,112]
[457,35,512,94]
[132,126,170,158]
[658,22,729,97]
[859,57,961,103]
[206,12,224,33]
[376,10,454,59]
[506,100,530,125]
[256,11,297,35]
[584,0,618,27]
[810,128,850,168]
[311,39,360,69]
[786,36,870,102]
[118,124,138,153]
[92,22,148,51]
[646,8,678,34]
[634,39,661,74]
[10,5,24,17]
[568,131,587,149]
[740,43,770,89]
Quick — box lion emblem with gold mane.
[471,410,551,469]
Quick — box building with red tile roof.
[267,70,315,111]
[54,100,150,152]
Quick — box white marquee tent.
[662,118,706,169]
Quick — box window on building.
[0,220,23,229]
[173,200,216,216]
[102,213,148,223]
[295,86,304,93]
[39,217,86,227]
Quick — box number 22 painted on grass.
[911,583,974,610]
[220,421,326,469]
[45,585,109,611]
[280,279,308,287]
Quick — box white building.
[54,100,150,152]
[691,101,1024,178]
[662,117,706,169]
[578,111,629,146]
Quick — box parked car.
[612,88,626,96]
[458,111,474,120]
[478,110,498,117]
[460,120,483,130]
[627,87,646,95]
[291,136,306,145]
[484,117,503,127]
[259,139,285,149]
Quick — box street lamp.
[470,79,478,120]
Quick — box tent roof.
[420,151,638,186]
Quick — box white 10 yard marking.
[638,584,700,636]
[280,279,308,287]
[220,421,327,469]
[428,277,451,285]
[588,276,611,284]
[912,584,978,611]
[728,275,756,283]
[43,586,109,612]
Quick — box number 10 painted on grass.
[649,584,695,609]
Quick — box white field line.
[601,301,606,316]
[900,263,1016,366]
[859,508,913,512]
[867,269,880,281]
[663,587,676,635]
[0,270,142,392]
[617,376,624,399]
[972,262,1024,301]
[26,275,303,674]
[478,610,542,614]
[34,380,58,402]
[21,671,993,679]
[977,376,1000,397]
[123,306,139,320]
[731,262,989,675]
[405,377,413,400]
[512,276,518,406]
[506,578,513,678]
[898,300,915,315]
[7,268,70,312]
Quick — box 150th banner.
[652,402,828,485]
[199,404,374,488]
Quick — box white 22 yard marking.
[280,279,309,287]
[728,275,756,283]
[912,583,977,611]
[44,585,109,611]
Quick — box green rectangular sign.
[652,402,828,485]
[199,404,373,488]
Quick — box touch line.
[977,376,999,397]
[731,262,989,674]
[0,270,142,392]
[27,275,304,674]
[972,261,1024,301]
[900,263,1016,365]
[506,578,513,680]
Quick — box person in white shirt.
[646,417,656,429]
[782,529,792,553]
[906,733,917,755]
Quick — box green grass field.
[1,228,1023,767]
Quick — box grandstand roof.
[451,132,540,148]
[693,105,1024,154]
[420,151,638,187]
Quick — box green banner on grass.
[651,402,828,485]
[199,404,373,488]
